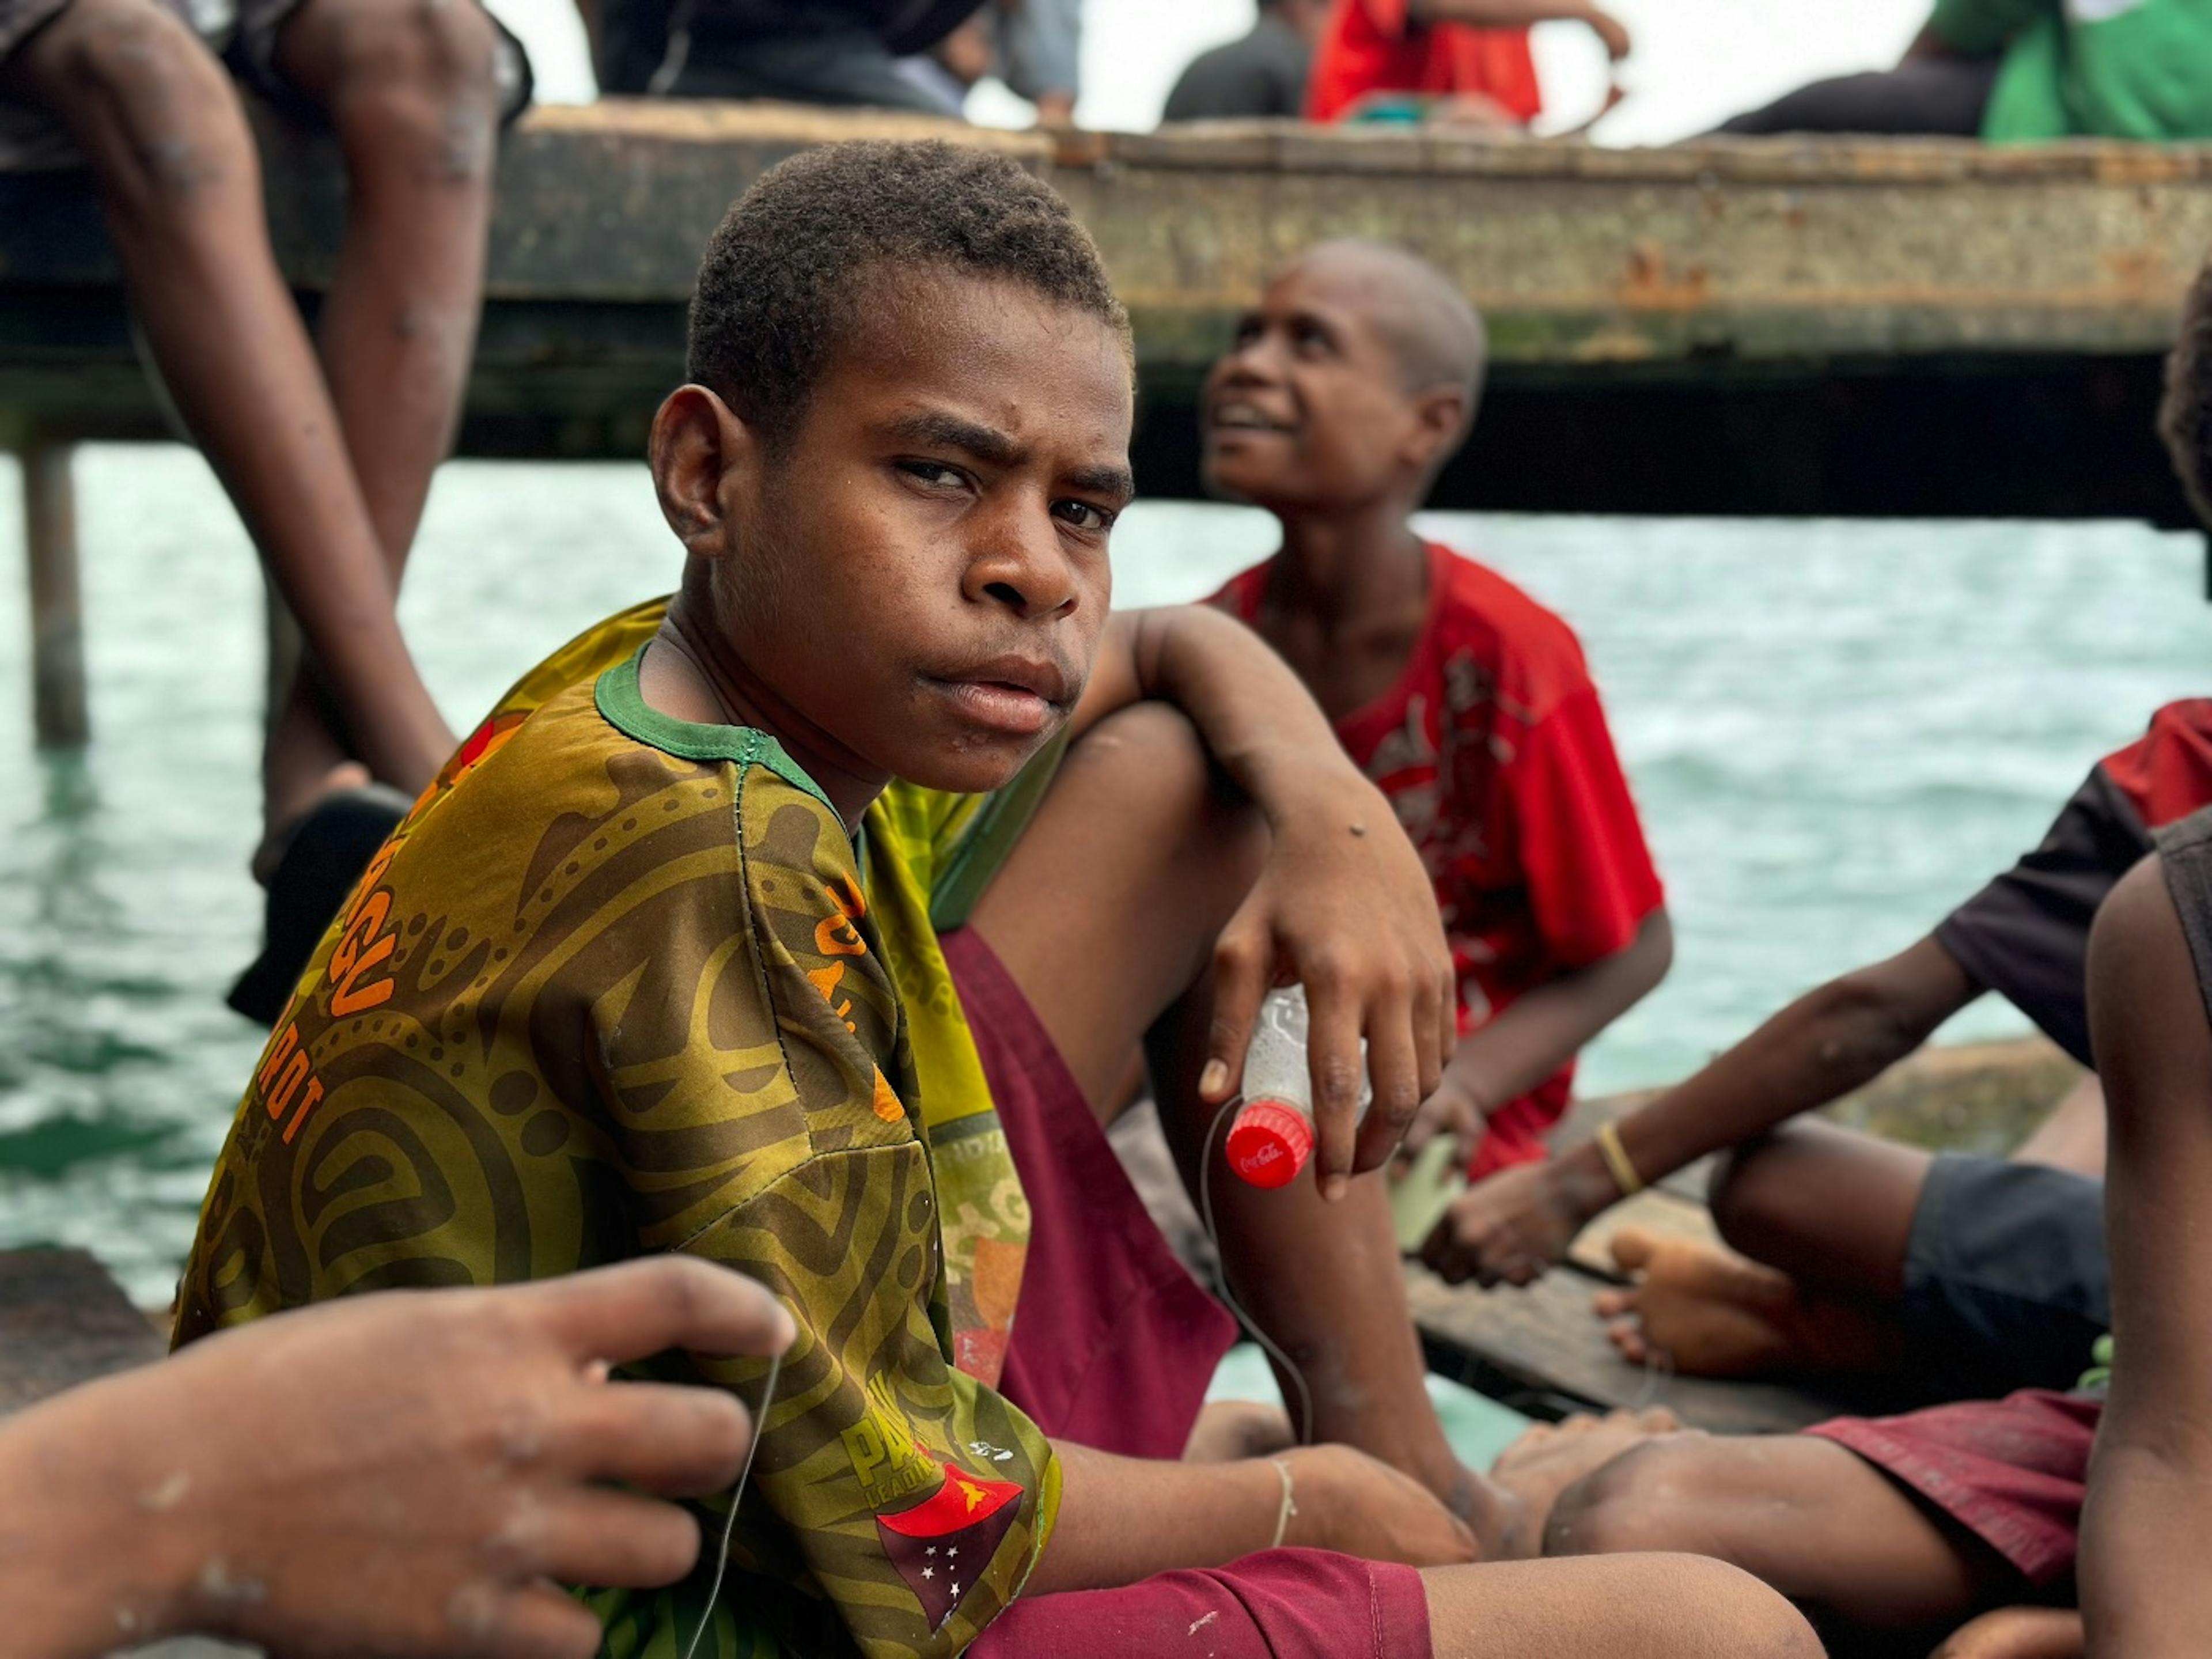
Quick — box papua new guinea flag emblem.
[875,1459,1024,1632]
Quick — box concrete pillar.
[21,440,88,748]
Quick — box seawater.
[2,445,2205,1302]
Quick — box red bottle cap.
[1226,1099,1314,1189]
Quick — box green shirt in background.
[1930,0,2212,140]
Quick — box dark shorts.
[1717,55,1999,138]
[1806,1389,2099,1588]
[940,928,1435,1659]
[1,0,527,172]
[1903,1153,2109,1400]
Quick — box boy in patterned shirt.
[172,142,1816,1659]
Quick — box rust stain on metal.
[1617,240,1710,312]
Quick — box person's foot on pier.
[1489,1407,1678,1555]
[1594,1230,1893,1379]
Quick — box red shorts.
[1805,1389,2100,1587]
[941,929,1435,1659]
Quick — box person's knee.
[1656,1556,1824,1659]
[1542,1433,1732,1559]
[1707,1128,1806,1257]
[33,0,253,202]
[302,0,501,161]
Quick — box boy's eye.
[1054,499,1114,533]
[898,460,968,490]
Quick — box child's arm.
[1076,605,1458,1191]
[2078,854,2212,1657]
[1421,931,1979,1286]
[1411,0,1630,59]
[1027,1441,1475,1595]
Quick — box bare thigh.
[969,701,1264,1117]
[1710,1118,1931,1302]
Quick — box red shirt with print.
[1305,0,1543,124]
[1212,542,1663,1179]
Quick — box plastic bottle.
[1224,986,1372,1188]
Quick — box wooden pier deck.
[5,104,2212,525]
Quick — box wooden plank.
[1406,1261,1881,1435]
[0,1248,164,1415]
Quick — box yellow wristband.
[1594,1120,1644,1198]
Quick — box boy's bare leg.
[2011,1074,2105,1176]
[1421,1554,1822,1659]
[974,703,1547,1553]
[1544,1430,2024,1650]
[257,0,502,828]
[5,0,453,801]
[1596,1119,1926,1377]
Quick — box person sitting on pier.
[167,139,1818,1659]
[1716,0,2212,143]
[1203,240,1675,1191]
[1423,694,2212,1403]
[1303,0,1630,127]
[589,0,988,114]
[1162,0,1332,123]
[0,0,532,1021]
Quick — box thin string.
[683,1349,782,1659]
[1197,1097,1316,1446]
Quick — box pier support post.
[21,438,89,748]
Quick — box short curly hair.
[2162,252,2212,529]
[687,140,1130,450]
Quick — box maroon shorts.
[940,929,1434,1659]
[1805,1388,2100,1588]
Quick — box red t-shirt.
[1304,0,1543,124]
[1212,541,1664,1178]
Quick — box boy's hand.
[12,1258,791,1659]
[1200,766,1457,1198]
[1282,1444,1480,1566]
[1421,1155,1612,1287]
[1400,1074,1486,1172]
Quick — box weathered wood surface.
[2,104,2205,519]
[0,1247,165,1414]
[1409,1034,2084,1433]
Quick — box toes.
[1635,1407,1681,1431]
[1592,1289,1635,1319]
[1606,1319,1648,1363]
[1608,1228,1657,1275]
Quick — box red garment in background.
[1212,543,1663,1180]
[1304,0,1542,123]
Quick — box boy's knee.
[300,0,500,156]
[35,0,251,198]
[1706,1129,1802,1255]
[1061,700,1211,801]
[1661,1556,1824,1659]
[1542,1432,1728,1559]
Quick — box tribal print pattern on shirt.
[173,607,1058,1658]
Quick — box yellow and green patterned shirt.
[176,602,1062,1658]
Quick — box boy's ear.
[1403,385,1474,476]
[649,385,759,560]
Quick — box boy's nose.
[964,505,1081,620]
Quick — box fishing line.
[1198,1097,1316,1448]
[683,1348,781,1659]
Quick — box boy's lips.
[1206,399,1296,435]
[927,654,1071,738]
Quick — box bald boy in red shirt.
[1203,240,1671,1185]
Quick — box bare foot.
[252,760,372,884]
[1182,1399,1296,1463]
[1594,1230,1899,1379]
[1489,1407,1679,1558]
[1930,1607,2085,1659]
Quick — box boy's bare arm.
[2080,855,2212,1658]
[1423,930,1979,1286]
[1028,1441,1475,1596]
[0,1259,788,1659]
[1409,0,1630,58]
[1075,605,1458,1190]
